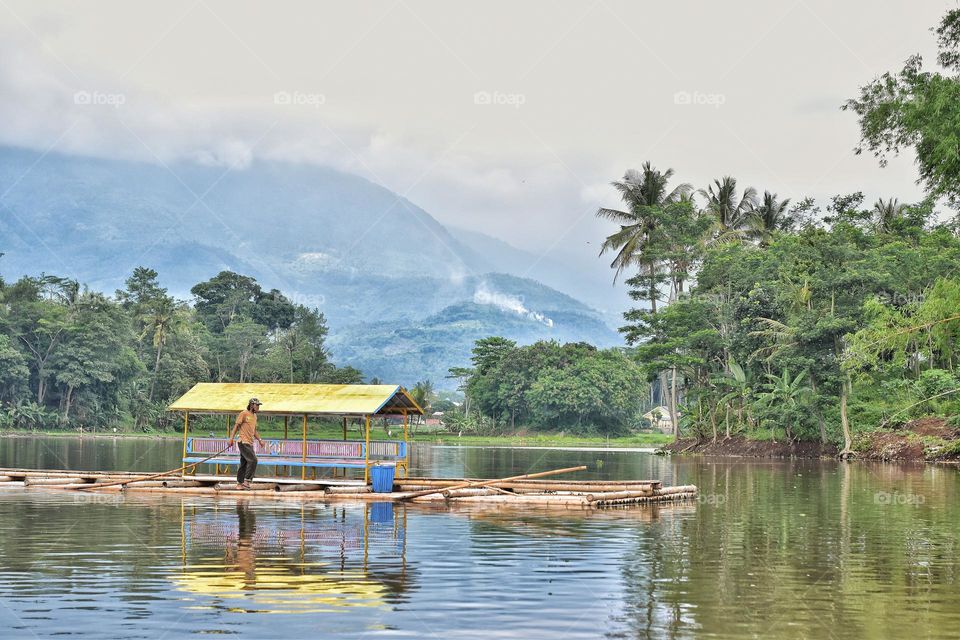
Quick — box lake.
[0,436,958,639]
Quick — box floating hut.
[169,382,422,483]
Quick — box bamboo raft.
[0,467,698,509]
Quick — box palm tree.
[142,297,180,402]
[745,191,792,246]
[873,198,906,233]
[699,176,757,241]
[756,369,812,442]
[411,379,435,434]
[596,162,692,312]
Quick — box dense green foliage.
[0,267,362,431]
[445,337,650,436]
[584,9,960,449]
[844,8,960,206]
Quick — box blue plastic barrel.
[370,464,396,493]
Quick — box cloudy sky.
[0,0,951,312]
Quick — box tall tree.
[596,162,692,311]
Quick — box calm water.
[0,437,958,639]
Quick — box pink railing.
[187,437,406,460]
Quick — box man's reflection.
[224,500,257,589]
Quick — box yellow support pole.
[364,415,371,485]
[181,412,190,477]
[283,416,289,477]
[402,410,409,479]
[301,414,308,480]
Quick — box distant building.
[643,406,674,434]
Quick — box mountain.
[0,145,622,387]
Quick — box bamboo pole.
[401,465,588,501]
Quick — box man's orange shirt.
[235,410,258,444]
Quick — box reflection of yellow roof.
[173,563,388,614]
[168,383,423,416]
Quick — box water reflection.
[1,441,959,638]
[174,500,412,614]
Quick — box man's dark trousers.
[237,443,258,483]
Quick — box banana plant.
[755,369,812,442]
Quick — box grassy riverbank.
[0,426,673,449]
[663,417,960,462]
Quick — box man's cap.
[249,397,262,406]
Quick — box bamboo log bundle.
[395,481,661,493]
[431,494,591,507]
[0,476,14,482]
[397,478,661,490]
[214,482,278,491]
[590,486,698,506]
[403,466,588,501]
[504,482,657,493]
[593,492,698,506]
[326,485,372,494]
[0,481,25,488]
[276,483,326,492]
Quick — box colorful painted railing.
[183,437,406,469]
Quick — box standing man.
[229,398,265,490]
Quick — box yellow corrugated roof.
[167,383,422,415]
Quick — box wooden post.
[342,416,347,440]
[181,412,190,476]
[364,415,371,484]
[301,414,307,481]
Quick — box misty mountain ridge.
[0,145,622,387]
